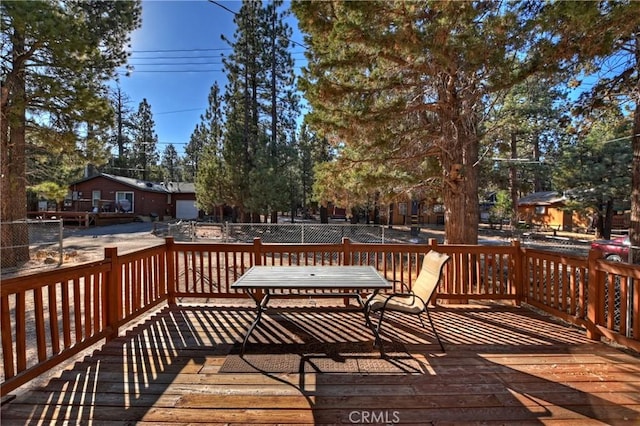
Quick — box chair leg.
[373,310,387,357]
[423,309,445,352]
[364,304,373,327]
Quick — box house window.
[535,206,546,215]
[92,190,101,208]
[115,191,134,213]
[398,203,407,216]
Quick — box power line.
[129,51,307,59]
[131,48,232,53]
[125,58,307,66]
[129,55,225,60]
[127,61,225,66]
[118,69,223,74]
[208,0,238,16]
[207,0,308,50]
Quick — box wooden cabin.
[65,173,198,222]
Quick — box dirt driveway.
[1,222,165,278]
[62,222,165,263]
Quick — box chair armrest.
[389,279,412,293]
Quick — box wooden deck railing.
[2,237,638,396]
[522,248,590,326]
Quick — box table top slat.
[230,266,391,290]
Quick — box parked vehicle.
[590,235,630,262]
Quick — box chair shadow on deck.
[2,303,639,424]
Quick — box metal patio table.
[231,265,392,355]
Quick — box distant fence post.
[586,249,604,340]
[165,237,176,305]
[104,246,120,342]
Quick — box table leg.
[240,291,270,356]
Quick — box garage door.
[176,200,199,219]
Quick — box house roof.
[71,173,195,194]
[517,191,566,206]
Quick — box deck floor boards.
[2,303,639,425]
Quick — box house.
[379,198,444,226]
[66,173,199,222]
[517,190,594,232]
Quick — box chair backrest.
[412,250,450,303]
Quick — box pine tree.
[131,99,159,181]
[292,1,530,243]
[292,1,636,244]
[185,123,206,181]
[298,124,321,217]
[161,144,183,182]
[553,109,632,239]
[482,76,569,222]
[544,2,640,262]
[106,86,136,177]
[0,0,140,266]
[195,82,229,220]
[260,0,300,223]
[220,0,266,222]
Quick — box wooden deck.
[2,302,639,425]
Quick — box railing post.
[104,246,120,342]
[165,237,176,305]
[341,237,352,306]
[253,237,262,266]
[342,237,351,265]
[512,240,523,306]
[586,249,604,340]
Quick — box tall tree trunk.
[440,75,479,245]
[603,198,613,240]
[319,204,328,224]
[1,29,29,267]
[442,144,479,244]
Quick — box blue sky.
[112,0,305,156]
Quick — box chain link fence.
[1,219,63,274]
[154,221,390,243]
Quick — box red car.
[590,235,630,262]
